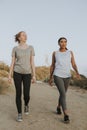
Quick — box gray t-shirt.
[12,45,35,74]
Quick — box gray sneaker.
[24,106,29,115]
[16,113,23,122]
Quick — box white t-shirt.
[53,50,71,78]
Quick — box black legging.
[13,71,31,114]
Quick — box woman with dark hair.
[8,31,36,122]
[49,37,80,123]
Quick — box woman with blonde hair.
[9,31,36,122]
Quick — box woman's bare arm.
[8,56,16,81]
[71,51,79,74]
[71,51,80,78]
[50,51,55,79]
[31,56,36,83]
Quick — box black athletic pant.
[13,71,31,114]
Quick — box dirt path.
[0,83,87,130]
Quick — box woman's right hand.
[49,78,53,86]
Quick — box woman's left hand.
[31,76,36,83]
[76,73,81,80]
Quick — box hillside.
[0,63,87,93]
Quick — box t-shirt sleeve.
[31,46,35,56]
[11,47,16,57]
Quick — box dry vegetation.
[0,62,9,72]
[0,62,9,77]
[0,62,87,94]
[0,62,12,94]
[36,66,50,81]
[0,77,13,94]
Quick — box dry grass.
[0,77,13,94]
[0,63,11,94]
[0,62,87,91]
[0,63,9,78]
[0,70,9,77]
[36,66,50,81]
[0,62,9,72]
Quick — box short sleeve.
[30,46,35,56]
[11,47,16,57]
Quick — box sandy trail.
[0,83,87,130]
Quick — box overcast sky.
[0,0,87,76]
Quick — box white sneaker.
[24,106,29,115]
[16,113,23,122]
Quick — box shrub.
[0,63,9,72]
[0,77,13,94]
[36,66,50,81]
[70,79,87,89]
[0,70,9,77]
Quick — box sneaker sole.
[25,112,29,115]
[64,120,70,124]
[16,119,23,122]
[56,111,62,115]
